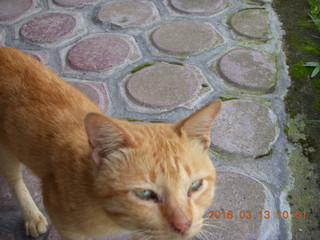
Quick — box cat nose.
[171,220,192,234]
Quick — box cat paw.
[25,213,48,237]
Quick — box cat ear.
[173,100,222,150]
[84,113,137,166]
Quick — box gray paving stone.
[26,51,49,64]
[66,34,141,73]
[68,80,109,113]
[0,28,5,46]
[168,0,229,16]
[20,12,83,45]
[124,62,205,109]
[97,1,159,28]
[0,231,14,240]
[216,48,276,92]
[211,100,279,158]
[203,170,277,240]
[150,20,223,57]
[53,0,100,7]
[0,0,35,22]
[229,8,270,40]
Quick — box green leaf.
[311,66,320,78]
[304,62,320,67]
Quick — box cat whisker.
[201,229,217,239]
[202,223,223,228]
[197,230,210,240]
[202,223,225,231]
[202,217,222,225]
[141,235,152,240]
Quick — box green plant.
[303,1,320,78]
[309,0,320,31]
[304,61,320,77]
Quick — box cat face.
[85,100,221,240]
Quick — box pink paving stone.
[67,35,132,72]
[211,100,279,157]
[217,48,276,92]
[20,12,77,44]
[125,62,203,109]
[0,0,34,22]
[97,1,159,27]
[68,80,109,112]
[168,0,228,16]
[53,0,100,7]
[151,21,223,57]
[229,8,270,39]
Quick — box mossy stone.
[290,61,311,79]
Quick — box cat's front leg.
[0,147,48,237]
[24,211,48,237]
[13,177,48,237]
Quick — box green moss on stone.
[201,83,209,88]
[299,19,313,29]
[287,149,320,238]
[168,61,184,66]
[119,17,128,23]
[126,118,142,122]
[312,79,320,89]
[303,43,320,55]
[286,114,307,142]
[219,96,238,101]
[131,62,156,73]
[290,61,311,79]
[285,32,305,50]
[284,127,289,134]
[312,101,320,111]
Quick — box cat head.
[85,100,221,240]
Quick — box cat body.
[0,47,221,240]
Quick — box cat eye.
[134,190,160,203]
[188,179,203,193]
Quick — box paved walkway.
[0,0,294,239]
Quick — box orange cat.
[0,47,221,240]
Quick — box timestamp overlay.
[208,210,307,220]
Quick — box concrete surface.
[0,0,304,239]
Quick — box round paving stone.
[67,35,131,72]
[20,13,77,44]
[97,1,158,27]
[211,100,278,157]
[203,170,276,239]
[68,81,109,112]
[53,0,99,7]
[217,48,276,92]
[168,0,228,16]
[0,0,34,22]
[125,62,202,109]
[151,21,223,57]
[229,8,270,39]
